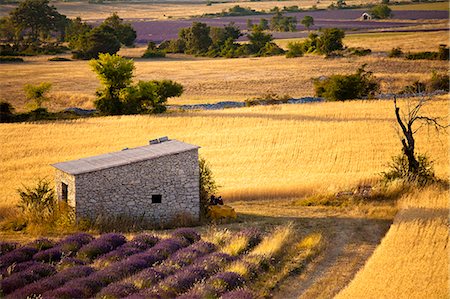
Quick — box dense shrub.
[199,157,218,219]
[290,28,345,56]
[313,65,379,101]
[401,81,427,94]
[382,154,436,186]
[0,101,15,122]
[428,71,449,91]
[48,57,71,61]
[405,45,449,60]
[369,4,392,19]
[270,10,297,32]
[0,56,24,62]
[348,47,371,56]
[388,47,403,58]
[142,41,166,58]
[286,41,304,58]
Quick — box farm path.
[231,199,394,299]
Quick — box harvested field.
[1,54,447,111]
[0,97,448,207]
[336,186,449,298]
[0,0,381,20]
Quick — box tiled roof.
[51,139,199,175]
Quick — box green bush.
[428,71,449,92]
[48,57,71,61]
[199,157,218,220]
[369,4,392,19]
[286,41,304,58]
[258,42,285,56]
[348,47,371,56]
[0,56,24,62]
[381,154,436,186]
[401,81,426,94]
[142,41,166,58]
[388,47,403,58]
[313,65,379,101]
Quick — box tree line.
[0,0,136,58]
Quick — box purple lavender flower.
[0,246,38,271]
[43,276,103,298]
[97,282,138,299]
[57,257,86,270]
[0,242,17,256]
[209,272,245,294]
[27,238,55,251]
[33,247,62,263]
[130,267,166,288]
[171,228,201,244]
[238,228,262,249]
[158,265,208,295]
[92,256,150,284]
[221,289,255,299]
[58,233,94,254]
[129,234,159,249]
[6,265,94,298]
[151,238,189,259]
[1,260,42,278]
[77,233,126,261]
[0,263,55,295]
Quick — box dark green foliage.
[388,47,403,58]
[301,15,314,30]
[381,154,436,186]
[0,101,15,122]
[0,56,23,62]
[9,0,68,43]
[270,10,297,32]
[316,28,345,55]
[142,41,165,58]
[369,4,392,19]
[65,17,92,48]
[24,82,52,109]
[100,13,136,47]
[313,65,379,101]
[428,71,449,92]
[406,51,439,60]
[202,5,261,17]
[248,26,273,54]
[258,18,269,30]
[348,47,371,56]
[122,80,183,114]
[90,53,134,115]
[437,44,449,60]
[71,25,121,59]
[48,57,71,61]
[259,42,285,56]
[199,157,218,220]
[180,22,212,54]
[286,41,304,58]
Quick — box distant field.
[0,50,447,111]
[0,97,448,207]
[0,0,379,20]
[391,1,450,11]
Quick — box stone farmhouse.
[360,12,373,20]
[51,138,200,224]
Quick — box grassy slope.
[0,97,448,207]
[336,186,449,298]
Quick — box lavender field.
[129,9,448,43]
[0,226,317,298]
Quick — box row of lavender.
[0,228,265,298]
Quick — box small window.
[61,182,68,201]
[152,194,162,203]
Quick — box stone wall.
[55,170,76,209]
[71,149,199,224]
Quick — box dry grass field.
[336,186,449,298]
[0,0,380,20]
[1,30,448,111]
[1,97,448,208]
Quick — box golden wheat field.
[1,35,448,111]
[336,186,450,299]
[0,96,448,208]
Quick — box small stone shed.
[360,12,373,20]
[51,138,200,223]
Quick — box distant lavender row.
[0,263,56,295]
[128,9,447,43]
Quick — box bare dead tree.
[393,95,448,176]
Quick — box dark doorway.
[62,182,68,201]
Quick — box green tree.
[9,0,66,43]
[301,15,314,31]
[182,22,212,54]
[90,53,135,114]
[270,11,297,32]
[199,157,218,219]
[24,82,52,109]
[65,17,92,47]
[369,4,392,19]
[100,12,136,46]
[317,28,345,55]
[122,80,183,114]
[248,26,273,54]
[72,25,121,59]
[258,18,269,30]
